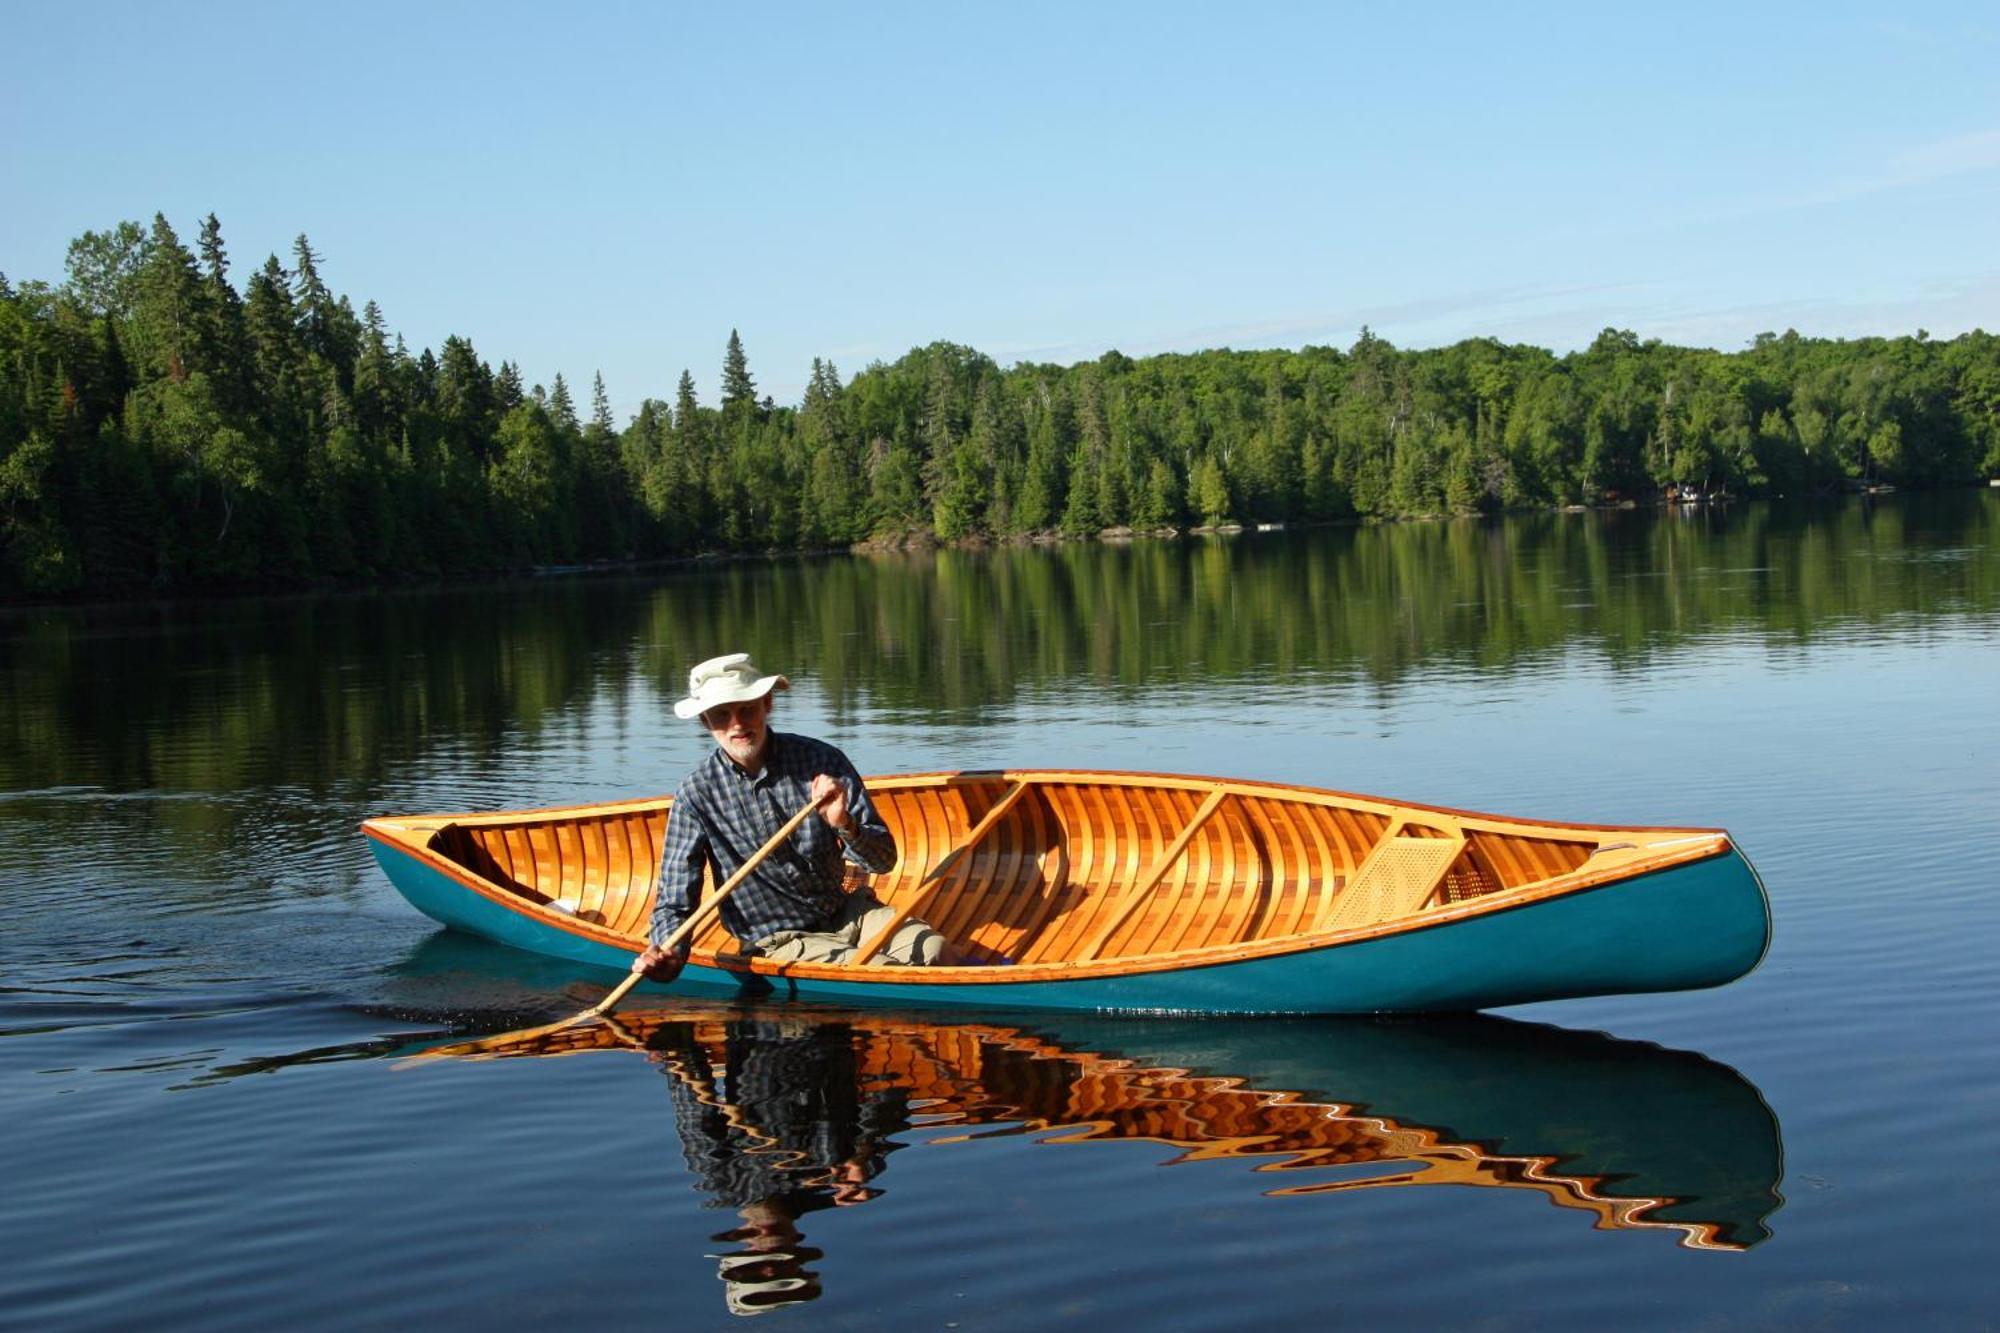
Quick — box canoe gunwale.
[360,768,1750,989]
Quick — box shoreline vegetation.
[4,214,1999,601]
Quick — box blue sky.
[4,2,1996,414]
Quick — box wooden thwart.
[1075,786,1231,961]
[853,781,1030,965]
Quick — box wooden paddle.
[421,796,821,1057]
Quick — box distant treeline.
[4,214,1998,598]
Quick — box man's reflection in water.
[643,1017,910,1317]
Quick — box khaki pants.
[755,890,946,966]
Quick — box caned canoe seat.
[1320,832,1464,932]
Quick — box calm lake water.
[3,494,1997,1329]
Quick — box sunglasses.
[701,701,766,727]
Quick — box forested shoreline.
[4,214,1998,600]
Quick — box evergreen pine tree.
[133,214,202,382]
[195,214,254,411]
[720,330,755,422]
[291,235,336,365]
[495,360,525,413]
[550,372,577,431]
[590,371,614,434]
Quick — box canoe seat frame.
[1319,820,1466,932]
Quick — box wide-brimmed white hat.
[673,653,791,720]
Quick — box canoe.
[417,1002,1781,1250]
[361,768,1770,1014]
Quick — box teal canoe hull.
[367,837,1769,1015]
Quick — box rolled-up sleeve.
[833,760,897,874]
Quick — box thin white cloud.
[1745,126,2000,216]
[1888,128,2000,186]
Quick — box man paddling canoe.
[632,653,948,981]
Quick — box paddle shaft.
[581,795,822,1019]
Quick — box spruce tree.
[720,330,755,422]
[550,372,577,431]
[495,360,525,414]
[292,235,336,365]
[590,372,614,434]
[195,214,253,411]
[133,214,202,382]
[674,368,702,451]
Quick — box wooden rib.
[996,792,1048,960]
[611,812,655,935]
[1170,788,1216,950]
[575,817,607,922]
[964,814,1039,963]
[615,808,673,938]
[484,827,517,889]
[934,783,1036,957]
[587,816,616,929]
[1328,807,1364,879]
[878,786,936,911]
[1229,798,1290,945]
[1255,796,1313,943]
[1285,806,1335,930]
[1076,786,1230,961]
[1029,787,1094,964]
[923,785,993,944]
[528,822,557,898]
[1114,786,1189,957]
[1159,787,1240,954]
[608,814,639,929]
[1243,797,1312,943]
[1288,803,1341,936]
[556,819,585,905]
[958,790,1041,962]
[916,784,956,890]
[1078,780,1118,907]
[1004,793,1073,964]
[1110,785,1146,914]
[1205,794,1240,954]
[520,820,552,892]
[854,781,1029,965]
[596,816,629,935]
[998,793,1051,963]
[1049,784,1111,963]
[600,816,631,935]
[483,826,513,889]
[1141,788,1215,955]
[1111,785,1181,957]
[1236,800,1275,939]
[1038,786,1106,964]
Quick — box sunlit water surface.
[2,495,1997,1328]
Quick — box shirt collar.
[716,731,785,787]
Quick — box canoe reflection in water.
[424,1000,1783,1309]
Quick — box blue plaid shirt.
[650,732,898,952]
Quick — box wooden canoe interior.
[426,773,1605,966]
